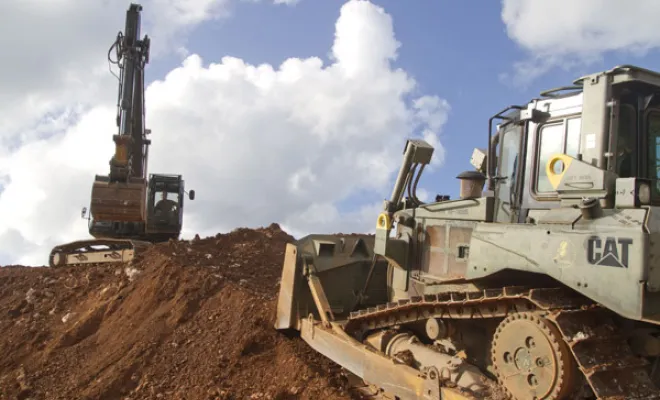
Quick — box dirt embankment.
[0,224,352,400]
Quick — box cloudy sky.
[1,0,660,266]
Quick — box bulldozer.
[48,3,194,268]
[275,64,660,399]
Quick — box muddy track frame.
[48,239,152,268]
[342,286,660,400]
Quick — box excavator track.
[48,238,152,268]
[343,286,660,400]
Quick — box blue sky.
[2,0,660,265]
[147,0,660,200]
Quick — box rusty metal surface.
[446,226,471,277]
[421,225,473,281]
[422,225,447,276]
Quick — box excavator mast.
[48,3,194,268]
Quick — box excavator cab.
[145,174,194,241]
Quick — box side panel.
[641,207,660,320]
[420,223,475,281]
[466,208,648,321]
[647,207,660,291]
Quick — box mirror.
[189,189,195,200]
[81,207,87,219]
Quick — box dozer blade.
[299,319,479,400]
[89,176,146,222]
[48,239,151,268]
[275,237,485,400]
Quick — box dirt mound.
[0,224,352,400]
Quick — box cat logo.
[586,236,633,268]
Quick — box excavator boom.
[89,3,151,226]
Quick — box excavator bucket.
[89,175,146,222]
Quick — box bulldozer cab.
[486,65,660,225]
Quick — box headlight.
[639,182,652,205]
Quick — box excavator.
[275,64,660,399]
[48,3,194,268]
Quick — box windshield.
[153,190,179,216]
[647,111,660,197]
[616,105,637,178]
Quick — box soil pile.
[0,224,352,400]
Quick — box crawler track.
[48,238,152,268]
[344,286,660,399]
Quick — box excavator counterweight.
[49,3,195,268]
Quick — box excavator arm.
[89,3,151,226]
[109,3,150,183]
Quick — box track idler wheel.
[491,312,578,400]
[49,250,66,268]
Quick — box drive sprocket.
[491,312,578,400]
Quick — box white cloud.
[0,0,232,149]
[500,0,660,85]
[148,0,232,52]
[0,0,449,266]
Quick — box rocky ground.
[0,224,355,400]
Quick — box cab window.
[616,105,637,178]
[647,111,660,196]
[535,117,581,194]
[495,124,522,221]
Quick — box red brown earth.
[0,224,355,400]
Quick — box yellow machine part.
[89,177,146,223]
[113,134,131,167]
[440,388,475,400]
[545,153,574,190]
